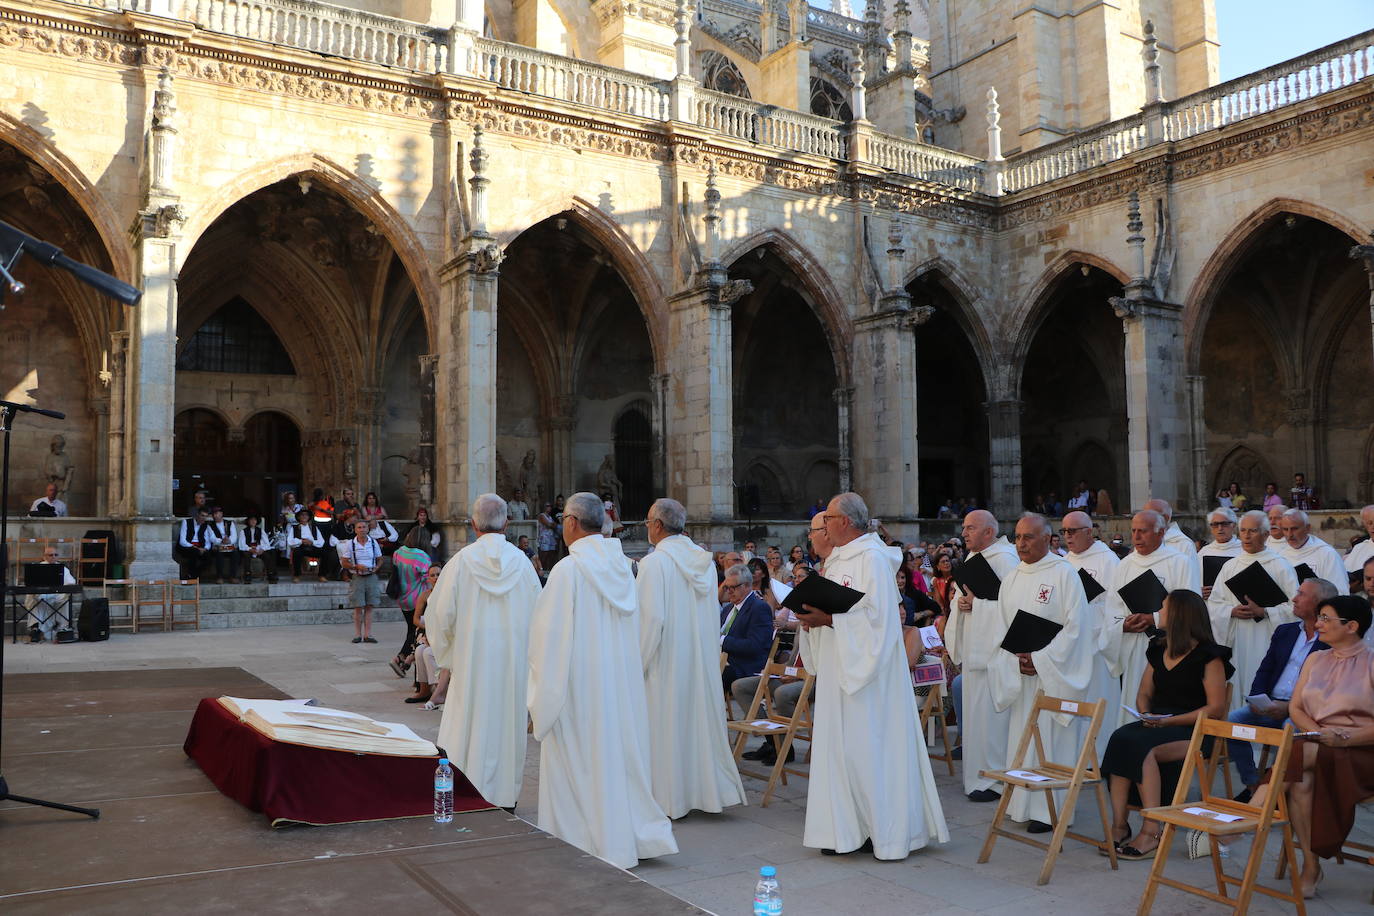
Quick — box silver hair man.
[1282,507,1311,526]
[1240,508,1269,531]
[1307,578,1340,604]
[830,491,870,532]
[648,497,687,534]
[471,493,509,533]
[1209,506,1238,525]
[564,491,606,533]
[1136,508,1166,533]
[1018,511,1053,536]
[723,562,751,584]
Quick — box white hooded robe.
[799,533,949,859]
[427,532,543,808]
[1064,540,1122,758]
[527,535,678,869]
[637,534,747,818]
[1206,548,1299,695]
[1164,522,1203,583]
[1106,545,1201,727]
[990,552,1097,824]
[1276,534,1349,595]
[944,536,1020,794]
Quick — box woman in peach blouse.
[1283,594,1374,898]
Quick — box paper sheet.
[749,719,787,730]
[1120,704,1169,721]
[1007,769,1052,782]
[1183,806,1244,823]
[918,625,944,649]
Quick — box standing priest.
[637,497,746,819]
[945,509,1020,802]
[990,513,1096,832]
[1276,508,1348,595]
[1198,507,1244,599]
[426,493,541,811]
[1106,510,1201,727]
[1144,498,1202,583]
[1061,510,1121,758]
[527,492,677,869]
[795,492,948,860]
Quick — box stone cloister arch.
[175,176,431,510]
[1190,207,1371,508]
[495,211,659,516]
[0,133,126,516]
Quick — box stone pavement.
[6,622,1372,915]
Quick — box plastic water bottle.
[434,757,454,823]
[752,865,781,915]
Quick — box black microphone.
[0,220,142,306]
[0,400,65,420]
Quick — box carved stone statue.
[402,447,424,517]
[595,454,623,510]
[517,448,538,505]
[43,434,74,499]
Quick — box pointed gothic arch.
[1006,250,1131,381]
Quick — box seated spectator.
[174,508,212,579]
[516,534,543,579]
[1096,489,1115,517]
[742,540,757,562]
[411,506,443,561]
[929,553,957,616]
[1068,481,1092,512]
[205,506,240,583]
[715,549,743,601]
[733,629,804,765]
[719,562,774,694]
[1224,578,1334,800]
[508,488,531,521]
[1102,590,1231,860]
[1262,481,1283,510]
[368,515,400,574]
[309,488,334,526]
[898,566,939,629]
[24,544,76,642]
[748,557,791,612]
[29,482,67,517]
[389,526,433,678]
[791,563,813,584]
[286,507,330,582]
[765,545,792,586]
[407,564,449,708]
[278,490,303,529]
[360,490,387,521]
[338,518,383,644]
[236,513,277,584]
[336,487,358,518]
[784,544,805,575]
[807,498,825,519]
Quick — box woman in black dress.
[1101,589,1232,860]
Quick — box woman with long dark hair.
[411,506,443,561]
[929,552,957,616]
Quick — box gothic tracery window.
[178,297,296,375]
[700,51,752,98]
[810,77,853,121]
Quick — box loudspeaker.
[79,597,109,642]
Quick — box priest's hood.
[651,535,716,598]
[1130,544,1183,568]
[569,535,638,614]
[461,532,528,596]
[833,532,903,573]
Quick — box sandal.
[1118,830,1161,861]
[405,692,433,704]
[1100,824,1132,856]
[389,658,409,678]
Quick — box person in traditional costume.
[794,492,948,860]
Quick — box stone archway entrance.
[174,408,301,517]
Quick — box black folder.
[1225,561,1290,609]
[1117,569,1169,616]
[952,551,1002,600]
[781,573,865,616]
[1000,609,1064,654]
[1202,555,1230,589]
[1294,562,1317,584]
[1077,568,1105,602]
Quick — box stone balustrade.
[868,133,985,192]
[468,37,671,121]
[696,88,849,159]
[1000,113,1149,193]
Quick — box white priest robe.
[1106,545,1201,727]
[637,534,747,818]
[1164,522,1203,582]
[1277,535,1349,595]
[427,532,543,808]
[944,536,1020,794]
[1199,537,1244,565]
[527,535,678,869]
[1206,549,1298,696]
[1064,540,1122,758]
[989,553,1097,824]
[799,533,948,859]
[1344,538,1374,575]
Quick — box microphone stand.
[0,220,133,820]
[0,401,99,817]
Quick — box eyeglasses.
[1209,521,1235,528]
[1315,614,1352,625]
[722,582,748,592]
[1059,526,1091,535]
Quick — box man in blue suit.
[719,562,775,694]
[1225,577,1336,799]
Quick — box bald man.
[945,510,1019,801]
[1275,509,1348,596]
[1143,498,1202,583]
[1105,510,1201,728]
[1061,511,1121,758]
[1342,506,1374,587]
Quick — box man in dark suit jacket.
[1225,578,1335,795]
[719,563,775,693]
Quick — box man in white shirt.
[205,506,240,583]
[236,513,277,583]
[338,519,383,644]
[175,508,212,579]
[508,488,532,521]
[1223,577,1335,798]
[1342,505,1374,589]
[24,545,77,642]
[286,508,329,582]
[1276,508,1348,596]
[29,482,67,517]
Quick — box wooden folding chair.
[133,580,170,632]
[977,692,1115,885]
[918,680,956,777]
[168,579,201,630]
[103,579,136,633]
[727,658,815,807]
[1137,718,1302,916]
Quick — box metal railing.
[696,88,848,159]
[468,37,672,121]
[868,132,985,192]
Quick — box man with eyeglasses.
[1276,508,1348,596]
[1206,509,1301,697]
[1061,510,1121,758]
[1222,576,1334,801]
[24,545,77,643]
[718,564,774,696]
[1198,507,1244,599]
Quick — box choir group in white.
[418,484,1372,871]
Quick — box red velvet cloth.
[184,698,493,826]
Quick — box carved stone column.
[1282,386,1320,487]
[985,396,1024,520]
[417,354,437,511]
[1350,234,1374,374]
[105,330,129,517]
[1185,374,1208,513]
[833,386,854,493]
[540,405,577,503]
[850,303,926,519]
[650,372,669,499]
[1110,294,1186,510]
